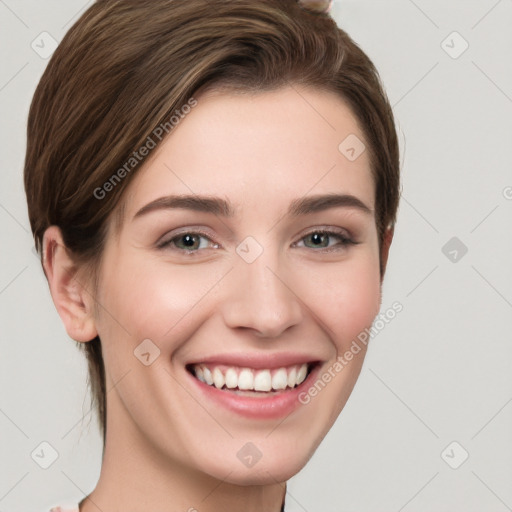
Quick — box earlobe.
[42,226,98,343]
[380,226,394,282]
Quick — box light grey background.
[1,1,511,511]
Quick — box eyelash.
[156,228,359,254]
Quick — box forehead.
[114,86,374,230]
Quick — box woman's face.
[92,86,384,484]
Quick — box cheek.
[96,253,228,352]
[299,251,382,349]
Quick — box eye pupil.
[309,232,328,247]
[181,234,197,248]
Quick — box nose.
[220,246,304,339]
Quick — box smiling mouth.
[186,362,318,395]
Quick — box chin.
[196,435,321,486]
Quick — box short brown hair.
[24,0,400,444]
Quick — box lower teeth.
[227,388,291,396]
[195,378,305,393]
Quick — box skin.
[43,86,393,512]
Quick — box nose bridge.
[221,237,303,338]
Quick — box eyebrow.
[132,192,373,221]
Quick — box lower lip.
[186,364,322,420]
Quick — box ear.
[42,226,98,343]
[379,226,394,283]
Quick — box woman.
[24,0,400,510]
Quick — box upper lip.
[186,352,323,370]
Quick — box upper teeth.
[192,363,309,391]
